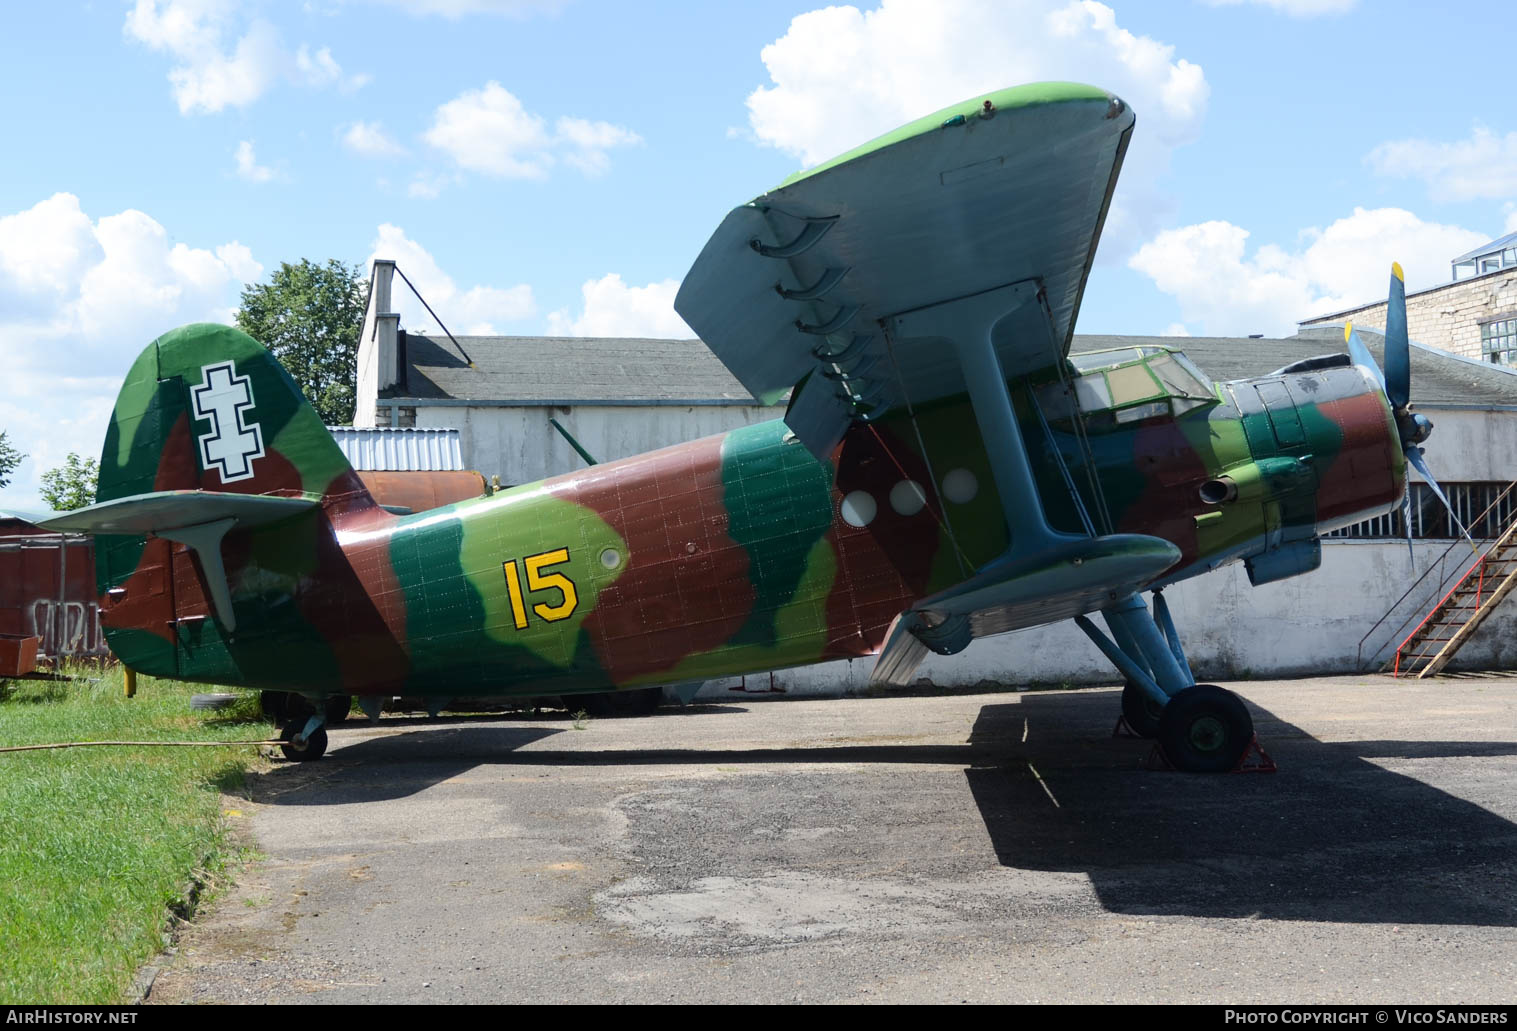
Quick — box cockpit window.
[1069,347,1158,373]
[1035,345,1218,433]
[1148,353,1214,400]
[1106,364,1163,406]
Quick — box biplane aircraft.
[36,82,1450,771]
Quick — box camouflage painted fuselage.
[94,327,1404,699]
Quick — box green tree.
[235,258,367,426]
[0,431,22,490]
[39,454,98,511]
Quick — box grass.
[0,665,271,1004]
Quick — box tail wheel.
[576,687,662,718]
[279,723,328,762]
[1157,685,1252,773]
[1120,680,1164,738]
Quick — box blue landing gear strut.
[1076,590,1255,773]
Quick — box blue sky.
[2,0,1514,509]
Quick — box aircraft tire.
[576,687,662,718]
[1120,680,1164,738]
[279,724,328,762]
[1157,685,1252,773]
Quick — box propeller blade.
[1402,485,1414,565]
[1407,446,1477,555]
[1345,321,1386,392]
[1385,262,1410,410]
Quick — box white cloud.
[1129,207,1487,336]
[234,140,276,183]
[1504,204,1517,235]
[555,117,643,176]
[0,193,261,508]
[1367,127,1517,203]
[123,0,365,114]
[368,224,535,334]
[296,45,369,91]
[546,274,692,338]
[342,120,408,157]
[422,82,641,180]
[1197,0,1355,15]
[745,0,1208,256]
[1161,322,1190,337]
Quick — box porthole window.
[600,548,622,570]
[889,480,927,516]
[941,468,978,504]
[840,491,877,528]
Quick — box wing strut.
[889,280,1084,553]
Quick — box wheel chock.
[1233,734,1277,773]
[1112,714,1143,738]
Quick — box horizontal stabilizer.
[38,491,318,633]
[869,534,1180,688]
[36,490,316,535]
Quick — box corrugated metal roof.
[327,427,464,471]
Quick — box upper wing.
[675,82,1134,458]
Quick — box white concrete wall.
[414,403,779,485]
[1414,408,1517,482]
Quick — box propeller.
[1345,263,1474,559]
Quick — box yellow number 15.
[502,548,579,630]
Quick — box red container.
[0,633,40,676]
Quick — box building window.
[1326,482,1517,540]
[1482,318,1517,365]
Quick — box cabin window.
[1073,376,1111,412]
[1105,364,1163,406]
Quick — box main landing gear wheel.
[1157,684,1253,773]
[1121,680,1164,738]
[279,723,328,762]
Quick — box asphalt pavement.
[146,676,1517,1004]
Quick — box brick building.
[1299,232,1517,364]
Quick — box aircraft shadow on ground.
[967,691,1517,927]
[248,691,1517,926]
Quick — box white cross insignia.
[191,361,265,483]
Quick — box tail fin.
[99,322,372,510]
[81,324,380,683]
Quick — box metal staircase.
[1391,495,1517,678]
